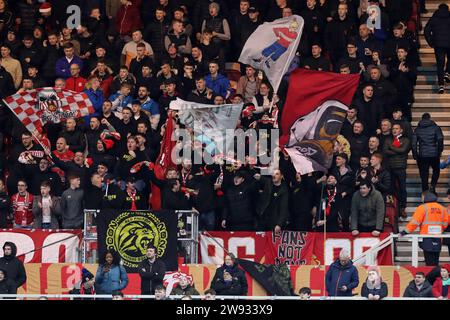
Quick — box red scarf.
[128,189,137,210]
[325,187,337,217]
[392,135,401,148]
[181,169,191,186]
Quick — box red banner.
[0,229,82,263]
[200,231,393,265]
[19,263,433,297]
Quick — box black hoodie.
[0,242,26,289]
[0,269,17,294]
[425,6,450,48]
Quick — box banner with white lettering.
[200,231,393,266]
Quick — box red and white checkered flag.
[2,87,94,134]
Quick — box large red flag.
[280,69,360,174]
[150,112,177,210]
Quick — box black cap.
[248,6,258,13]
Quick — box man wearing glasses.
[12,180,34,229]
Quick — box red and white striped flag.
[2,87,94,134]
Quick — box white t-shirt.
[42,196,52,224]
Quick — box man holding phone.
[325,249,359,296]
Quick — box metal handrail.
[352,233,450,267]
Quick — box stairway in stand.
[395,0,450,266]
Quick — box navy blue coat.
[325,259,359,296]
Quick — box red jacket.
[12,192,34,226]
[432,278,450,298]
[66,76,87,92]
[116,0,142,36]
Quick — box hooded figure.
[0,242,27,290]
[361,266,388,299]
[69,268,96,296]
[0,269,17,295]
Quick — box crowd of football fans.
[0,0,448,240]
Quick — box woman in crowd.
[95,250,128,295]
[361,266,388,300]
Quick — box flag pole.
[318,178,326,299]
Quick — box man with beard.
[31,158,63,196]
[257,169,289,233]
[313,173,344,232]
[138,245,166,296]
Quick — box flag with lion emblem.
[97,209,178,272]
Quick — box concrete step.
[418,66,437,72]
[406,150,450,157]
[415,84,440,90]
[414,93,450,100]
[406,187,449,194]
[419,48,436,55]
[395,257,450,263]
[412,121,450,127]
[412,115,450,123]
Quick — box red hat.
[39,2,52,13]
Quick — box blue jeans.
[41,223,52,229]
[262,42,287,61]
[199,211,216,231]
[14,224,33,230]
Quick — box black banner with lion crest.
[97,210,178,272]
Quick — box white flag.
[239,15,304,92]
[169,98,243,155]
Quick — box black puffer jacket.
[0,269,17,294]
[383,135,411,169]
[222,179,258,226]
[0,242,26,289]
[425,6,450,48]
[211,261,248,296]
[411,119,444,158]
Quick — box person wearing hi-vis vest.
[400,192,449,266]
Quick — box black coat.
[31,169,62,196]
[347,133,369,169]
[59,129,86,153]
[0,242,26,289]
[425,6,450,48]
[412,119,444,159]
[383,135,411,170]
[143,19,170,57]
[361,281,388,299]
[372,167,391,197]
[138,258,166,295]
[324,16,355,54]
[0,277,17,294]
[222,179,258,228]
[0,192,10,228]
[257,179,290,230]
[403,279,433,297]
[0,66,15,99]
[353,97,385,136]
[211,262,248,296]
